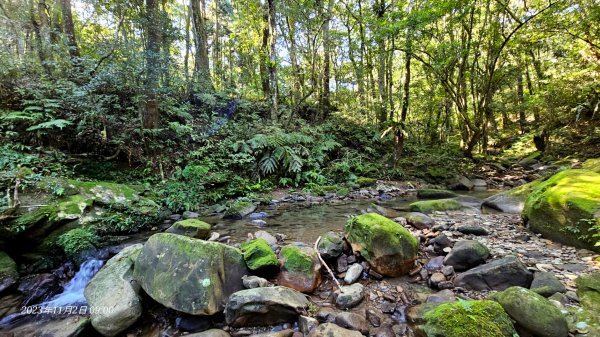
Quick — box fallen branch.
[314,236,343,293]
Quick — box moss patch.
[576,273,600,312]
[0,251,17,278]
[523,169,600,251]
[280,245,313,273]
[582,158,600,173]
[240,239,279,273]
[409,198,463,213]
[423,300,516,337]
[356,177,377,187]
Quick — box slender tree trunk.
[143,0,160,130]
[213,0,222,87]
[190,0,212,91]
[260,4,270,98]
[61,0,79,58]
[321,0,333,117]
[184,4,191,91]
[517,68,526,133]
[267,0,278,120]
[286,16,303,103]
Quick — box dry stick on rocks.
[314,236,344,293]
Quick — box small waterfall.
[41,258,104,308]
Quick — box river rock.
[416,189,458,199]
[335,312,369,335]
[335,283,365,309]
[299,315,319,335]
[240,239,279,276]
[344,263,363,284]
[452,175,475,190]
[576,272,600,312]
[242,275,270,288]
[187,329,231,337]
[0,315,91,337]
[133,233,247,315]
[522,169,600,251]
[84,244,143,337]
[404,212,435,230]
[307,323,363,337]
[455,225,488,236]
[166,219,211,239]
[225,286,309,327]
[409,199,463,213]
[421,300,516,337]
[454,255,533,291]
[530,272,566,297]
[443,240,490,271]
[482,180,540,214]
[249,212,269,220]
[254,230,278,246]
[18,273,60,306]
[250,330,294,337]
[224,200,257,219]
[0,251,18,293]
[345,213,418,276]
[317,232,344,260]
[493,286,568,337]
[277,245,322,293]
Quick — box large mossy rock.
[133,233,247,315]
[240,239,279,276]
[454,255,532,291]
[277,245,322,293]
[522,169,600,251]
[421,300,516,337]
[224,286,309,327]
[166,219,211,239]
[345,213,418,277]
[576,272,600,312]
[493,287,568,337]
[582,158,600,173]
[0,251,18,293]
[483,180,541,214]
[84,244,143,337]
[316,232,344,260]
[409,199,463,213]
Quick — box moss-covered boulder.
[421,300,516,337]
[345,213,418,277]
[409,199,463,213]
[0,251,18,293]
[85,244,143,337]
[224,200,257,219]
[240,239,279,276]
[166,219,211,239]
[316,232,344,260]
[522,169,600,251]
[483,180,541,214]
[493,286,568,337]
[417,189,458,199]
[582,158,600,173]
[277,245,322,293]
[576,272,600,312]
[356,177,377,187]
[133,233,247,315]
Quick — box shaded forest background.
[0,0,599,211]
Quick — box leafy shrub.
[57,228,98,258]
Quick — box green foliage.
[57,228,98,258]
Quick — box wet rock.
[224,201,257,219]
[187,329,231,337]
[472,179,487,190]
[482,181,539,214]
[316,308,337,323]
[335,312,369,335]
[344,263,363,284]
[307,323,363,337]
[335,283,365,309]
[240,239,279,276]
[0,251,18,293]
[441,265,454,277]
[452,175,475,190]
[183,211,200,219]
[251,330,294,337]
[409,199,463,213]
[299,315,319,335]
[277,245,322,293]
[133,233,247,315]
[0,315,91,337]
[175,314,211,332]
[225,286,309,327]
[424,256,445,270]
[426,289,456,304]
[443,240,490,271]
[345,213,418,276]
[17,273,59,306]
[335,254,349,273]
[254,231,278,246]
[429,272,446,287]
[405,212,435,230]
[85,244,143,337]
[421,300,516,337]
[454,255,533,291]
[530,272,566,297]
[455,225,488,236]
[431,234,453,255]
[493,286,568,337]
[166,219,212,239]
[249,212,269,220]
[576,272,600,312]
[242,275,270,289]
[522,169,600,251]
[317,232,344,260]
[366,309,381,327]
[548,292,570,306]
[417,189,458,199]
[251,220,267,227]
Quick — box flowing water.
[41,258,104,308]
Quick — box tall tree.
[143,0,161,130]
[190,0,212,90]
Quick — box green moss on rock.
[356,177,377,187]
[423,300,516,337]
[0,251,18,292]
[576,273,600,313]
[582,159,600,173]
[240,239,279,274]
[409,198,463,213]
[522,169,600,251]
[166,219,211,239]
[345,213,418,276]
[280,245,313,273]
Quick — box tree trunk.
[517,68,526,133]
[190,0,212,91]
[61,0,79,58]
[260,4,270,98]
[321,0,333,117]
[267,0,278,120]
[143,0,160,130]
